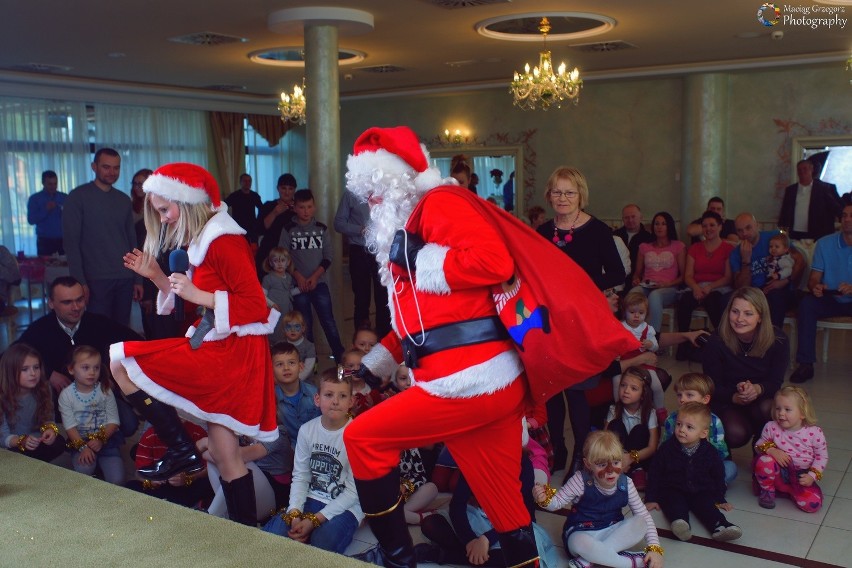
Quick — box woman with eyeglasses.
[536,166,626,475]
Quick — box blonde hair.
[263,246,291,273]
[678,401,711,430]
[674,372,715,398]
[67,345,109,393]
[282,310,306,326]
[584,430,624,465]
[545,166,589,210]
[622,291,649,312]
[774,386,817,426]
[142,195,215,256]
[719,287,776,358]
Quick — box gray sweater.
[62,181,137,284]
[279,218,333,285]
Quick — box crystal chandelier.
[510,18,582,111]
[278,80,306,125]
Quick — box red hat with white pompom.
[347,126,443,193]
[142,162,222,210]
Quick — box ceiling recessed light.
[248,46,366,67]
[476,12,616,42]
[736,31,761,39]
[107,52,126,58]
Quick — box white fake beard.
[345,170,424,288]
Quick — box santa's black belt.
[401,316,509,369]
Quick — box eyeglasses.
[550,190,579,199]
[284,323,303,332]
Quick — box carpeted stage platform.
[0,451,367,567]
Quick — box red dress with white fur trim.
[110,212,279,442]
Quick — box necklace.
[737,339,754,357]
[553,210,581,247]
[72,382,98,404]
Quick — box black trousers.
[349,244,391,336]
[658,487,726,530]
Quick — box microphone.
[168,249,189,321]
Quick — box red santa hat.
[347,126,443,193]
[142,162,222,210]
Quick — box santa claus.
[343,126,636,568]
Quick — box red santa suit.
[110,211,279,441]
[341,128,636,543]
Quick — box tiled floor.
[7,288,851,567]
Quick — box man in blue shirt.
[27,170,67,256]
[790,204,852,383]
[730,212,803,327]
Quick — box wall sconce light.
[443,129,470,146]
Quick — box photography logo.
[757,2,781,26]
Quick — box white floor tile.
[808,525,852,566]
[824,496,852,531]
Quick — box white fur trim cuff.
[414,243,450,295]
[213,290,230,333]
[362,343,399,380]
[156,289,175,316]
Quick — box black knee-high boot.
[221,472,257,526]
[125,390,203,481]
[498,524,540,568]
[355,470,415,568]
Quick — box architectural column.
[680,73,729,228]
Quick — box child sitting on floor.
[605,366,659,490]
[277,367,363,553]
[754,386,827,512]
[534,430,663,568]
[0,344,65,462]
[661,372,737,484]
[58,345,123,485]
[646,402,742,543]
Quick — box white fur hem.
[185,308,280,343]
[418,350,523,398]
[143,174,208,204]
[112,349,278,442]
[362,343,399,379]
[414,243,450,295]
[213,290,229,333]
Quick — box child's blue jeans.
[296,497,359,553]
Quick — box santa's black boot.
[125,390,203,481]
[221,472,257,526]
[355,470,416,568]
[498,524,540,568]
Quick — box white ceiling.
[1,0,850,104]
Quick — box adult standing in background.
[334,190,391,336]
[536,166,626,473]
[613,203,655,289]
[779,159,842,240]
[0,245,20,312]
[255,173,297,279]
[62,148,141,327]
[225,173,262,244]
[27,170,67,256]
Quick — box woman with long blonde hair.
[109,162,279,525]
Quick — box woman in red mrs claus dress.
[109,163,279,525]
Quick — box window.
[244,120,307,202]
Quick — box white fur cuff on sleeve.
[213,290,230,333]
[414,243,451,295]
[363,343,399,380]
[156,289,175,316]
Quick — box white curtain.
[94,104,209,191]
[245,124,308,202]
[0,98,90,254]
